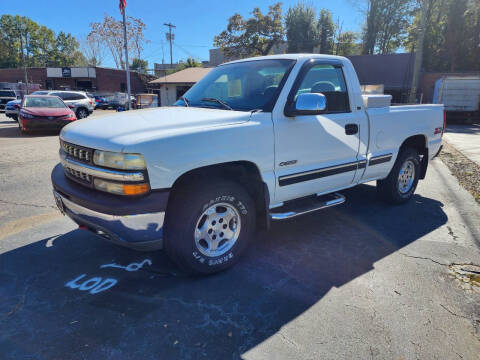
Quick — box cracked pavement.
[0,114,480,359]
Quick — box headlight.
[93,179,150,196]
[59,113,76,120]
[20,111,34,118]
[93,151,146,170]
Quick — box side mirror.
[68,104,76,109]
[294,93,327,115]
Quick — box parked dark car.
[18,95,77,134]
[95,95,111,109]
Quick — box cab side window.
[295,65,350,113]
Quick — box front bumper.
[5,109,17,116]
[52,163,168,251]
[21,118,73,131]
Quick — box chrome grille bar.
[61,141,92,162]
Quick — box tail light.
[89,100,93,105]
[434,111,447,136]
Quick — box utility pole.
[409,0,427,104]
[18,24,29,95]
[164,23,176,68]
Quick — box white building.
[149,67,213,106]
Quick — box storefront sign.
[62,67,71,77]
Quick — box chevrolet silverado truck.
[51,54,445,274]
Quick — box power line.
[172,43,200,60]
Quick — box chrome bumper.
[53,190,164,251]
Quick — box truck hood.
[60,106,252,151]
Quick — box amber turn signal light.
[122,183,150,195]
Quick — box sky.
[2,0,366,69]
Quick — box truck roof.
[222,53,349,66]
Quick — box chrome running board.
[270,192,346,220]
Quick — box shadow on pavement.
[446,124,480,135]
[0,184,447,359]
[0,125,60,138]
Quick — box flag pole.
[121,5,131,110]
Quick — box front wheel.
[164,179,256,275]
[377,148,421,204]
[18,121,28,135]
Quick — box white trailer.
[433,76,480,123]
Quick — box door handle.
[345,124,358,135]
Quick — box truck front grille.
[61,141,92,163]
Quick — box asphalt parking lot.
[1,111,479,359]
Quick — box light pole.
[121,11,131,110]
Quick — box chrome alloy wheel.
[77,108,88,119]
[398,159,415,194]
[194,203,241,257]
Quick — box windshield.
[0,90,16,97]
[175,59,295,111]
[24,97,66,108]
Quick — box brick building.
[0,66,154,95]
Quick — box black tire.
[164,178,256,275]
[18,121,28,135]
[76,108,88,119]
[377,148,421,204]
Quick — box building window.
[76,80,93,91]
[120,83,126,92]
[46,80,53,90]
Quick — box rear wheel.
[164,178,256,275]
[76,108,88,119]
[377,148,421,204]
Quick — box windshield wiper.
[179,96,189,107]
[201,97,232,110]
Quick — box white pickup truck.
[52,54,444,274]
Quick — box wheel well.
[168,161,270,230]
[400,135,429,179]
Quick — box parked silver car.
[31,90,94,119]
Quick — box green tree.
[361,0,413,54]
[285,3,318,53]
[130,58,148,73]
[317,9,335,54]
[167,57,202,75]
[213,3,284,58]
[335,31,360,56]
[406,0,480,72]
[0,14,83,68]
[52,32,86,66]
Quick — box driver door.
[273,61,362,203]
